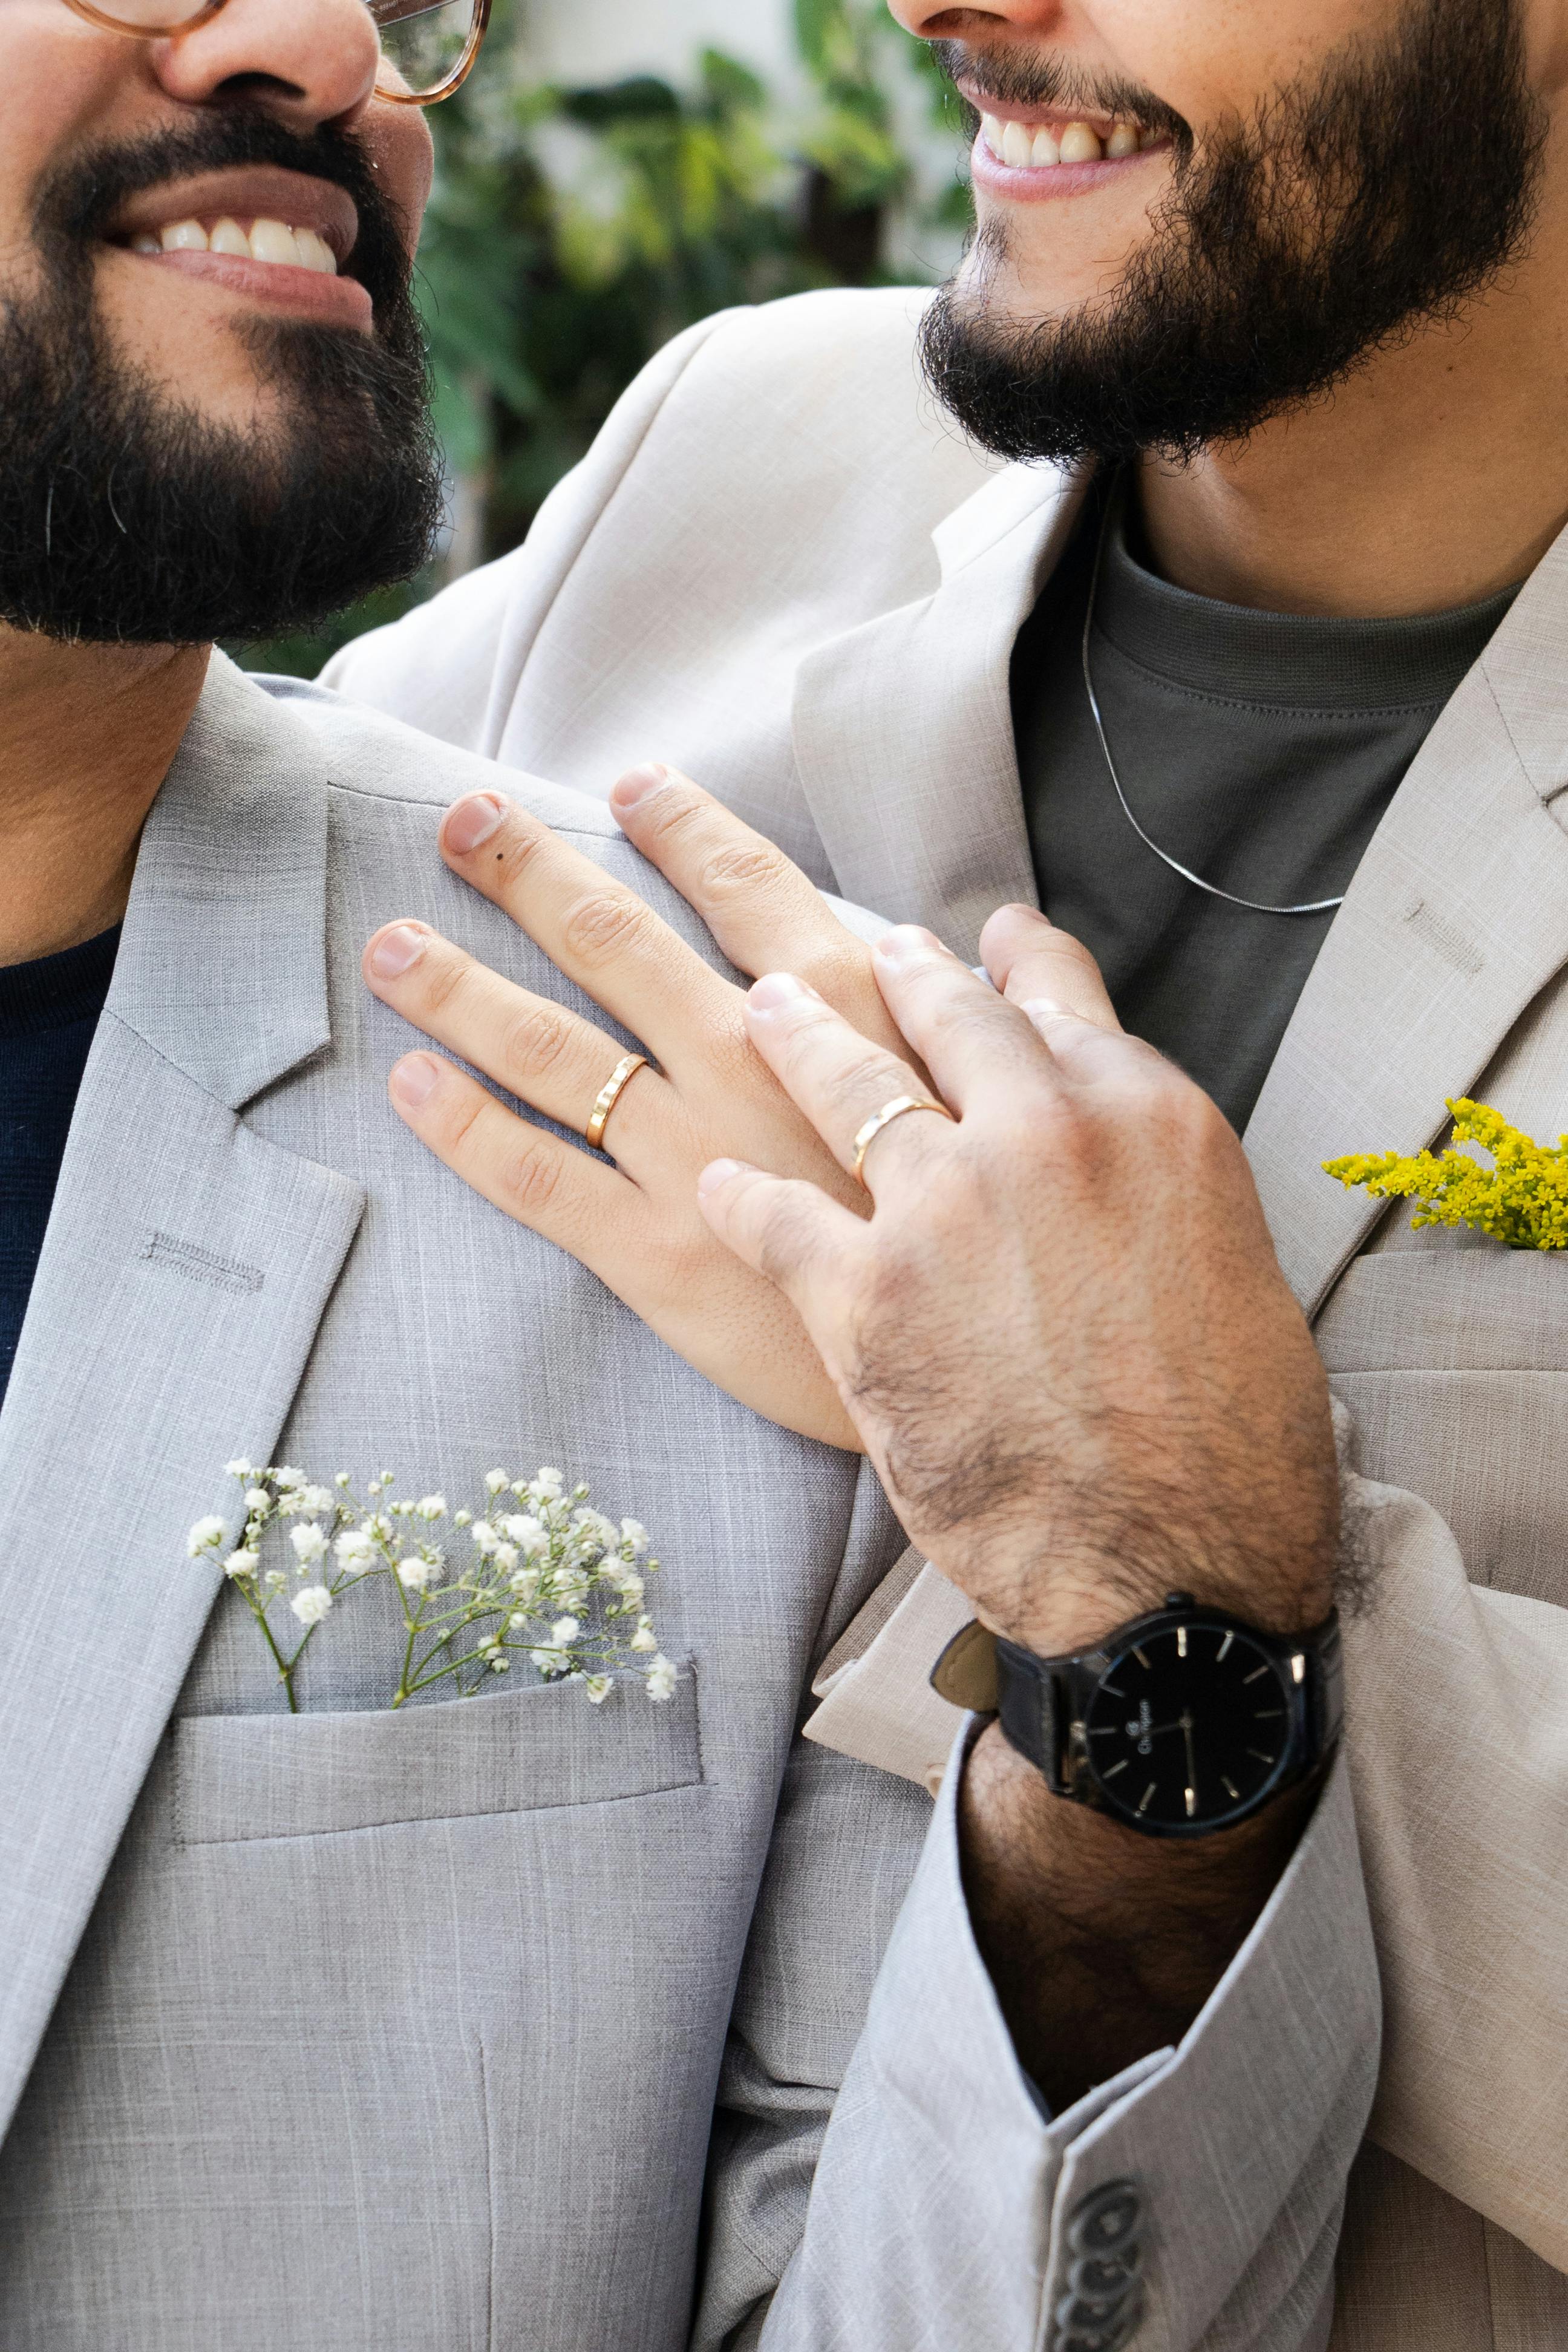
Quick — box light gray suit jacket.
[328,284,1568,2348]
[0,653,1373,2351]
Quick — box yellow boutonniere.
[1323,1099,1568,1250]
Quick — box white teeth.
[140,215,340,271]
[1058,121,1105,163]
[295,227,338,275]
[249,217,301,267]
[981,109,1143,171]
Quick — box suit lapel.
[1245,526,1568,1318]
[792,462,1089,958]
[0,657,363,2136]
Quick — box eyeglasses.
[59,0,492,104]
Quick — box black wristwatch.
[932,1592,1342,1839]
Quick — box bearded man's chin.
[921,0,1543,469]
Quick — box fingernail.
[697,1158,755,1197]
[443,792,507,855]
[390,1053,442,1107]
[1021,998,1073,1025]
[367,923,428,981]
[748,972,814,1014]
[875,924,945,970]
[611,763,672,811]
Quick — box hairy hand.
[698,915,1339,1649]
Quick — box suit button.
[1068,2245,1142,2300]
[1054,2296,1145,2352]
[1067,2180,1143,2256]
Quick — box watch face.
[1080,1619,1296,1833]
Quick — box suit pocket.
[174,1662,701,1844]
[1316,1248,1568,1376]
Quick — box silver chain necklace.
[1080,490,1347,918]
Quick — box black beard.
[920,0,1546,466]
[0,112,443,645]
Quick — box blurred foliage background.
[236,0,970,675]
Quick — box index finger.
[978,903,1122,1032]
[609,763,880,1008]
[438,788,737,1068]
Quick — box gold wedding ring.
[851,1093,955,1190]
[584,1052,650,1152]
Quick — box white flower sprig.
[189,1462,673,1716]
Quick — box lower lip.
[970,134,1167,204]
[122,246,374,330]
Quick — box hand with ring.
[362,763,1085,1452]
[365,760,1334,1655]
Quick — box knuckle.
[560,887,648,967]
[498,1134,566,1220]
[417,945,471,1020]
[499,999,577,1086]
[491,816,552,886]
[697,840,786,903]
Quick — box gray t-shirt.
[1011,488,1518,1131]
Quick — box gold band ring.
[584,1052,650,1152]
[851,1093,955,1190]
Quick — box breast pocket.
[174,1662,702,1845]
[1317,1251,1568,1602]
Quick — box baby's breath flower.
[225,1457,253,1478]
[333,1527,377,1573]
[204,1459,667,1717]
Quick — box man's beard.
[0,113,443,645]
[920,0,1546,466]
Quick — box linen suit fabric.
[0,654,1369,2350]
[327,282,1568,2347]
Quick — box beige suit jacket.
[327,286,1568,2348]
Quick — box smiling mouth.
[105,166,368,317]
[969,103,1169,172]
[125,214,341,273]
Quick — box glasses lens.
[85,0,214,27]
[371,0,480,100]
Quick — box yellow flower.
[1323,1100,1568,1249]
